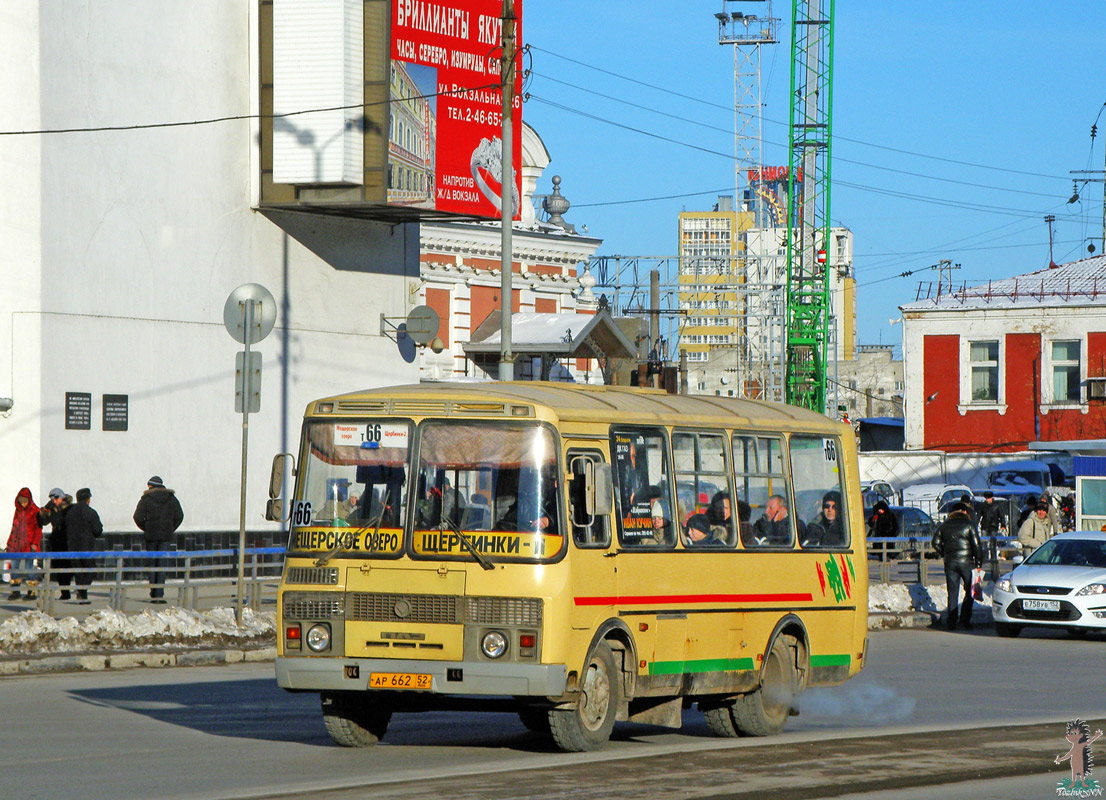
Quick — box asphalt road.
[6,626,1106,800]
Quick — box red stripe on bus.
[574,593,813,606]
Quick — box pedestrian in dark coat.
[66,488,103,604]
[39,488,74,600]
[132,476,184,602]
[867,499,899,538]
[931,503,983,631]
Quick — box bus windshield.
[411,422,563,562]
[288,419,413,557]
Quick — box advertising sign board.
[389,0,523,219]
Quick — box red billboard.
[390,0,523,219]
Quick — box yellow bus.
[271,382,868,752]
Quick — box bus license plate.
[369,672,432,690]
[1023,598,1060,612]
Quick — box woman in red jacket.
[6,487,43,600]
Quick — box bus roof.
[309,381,847,433]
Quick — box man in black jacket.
[931,503,983,631]
[39,488,73,600]
[66,487,103,604]
[133,476,184,603]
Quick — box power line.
[530,72,1064,200]
[0,83,501,136]
[528,94,1084,222]
[528,45,1071,183]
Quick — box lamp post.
[498,0,516,381]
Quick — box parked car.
[900,483,973,520]
[861,480,899,507]
[992,531,1106,638]
[867,504,935,560]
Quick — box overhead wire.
[528,45,1072,183]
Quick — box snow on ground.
[0,607,276,656]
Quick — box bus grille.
[350,592,460,624]
[284,593,344,619]
[347,593,543,626]
[284,567,339,585]
[464,596,543,626]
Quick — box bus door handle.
[603,551,619,558]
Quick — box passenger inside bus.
[684,491,731,546]
[751,494,797,546]
[803,490,846,548]
[494,469,559,534]
[415,473,467,530]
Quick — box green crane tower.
[784,0,834,412]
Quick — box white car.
[992,531,1106,638]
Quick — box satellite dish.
[223,284,277,344]
[405,306,440,346]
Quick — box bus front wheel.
[729,634,799,737]
[549,641,620,752]
[321,692,391,747]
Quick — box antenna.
[1045,214,1058,269]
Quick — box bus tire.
[995,622,1021,638]
[321,692,391,747]
[730,634,798,737]
[548,641,620,752]
[703,703,740,738]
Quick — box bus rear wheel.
[729,634,799,737]
[321,692,392,747]
[549,641,620,752]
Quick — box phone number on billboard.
[447,107,502,126]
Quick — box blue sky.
[520,1,1106,355]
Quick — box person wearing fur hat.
[6,488,43,600]
[39,488,74,600]
[132,476,184,603]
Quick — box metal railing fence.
[2,547,285,615]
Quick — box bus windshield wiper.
[315,490,389,568]
[441,515,495,571]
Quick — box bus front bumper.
[275,656,568,697]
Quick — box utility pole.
[498,0,516,381]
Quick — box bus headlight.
[481,630,508,659]
[306,623,331,652]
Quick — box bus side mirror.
[269,453,294,499]
[265,498,285,522]
[266,453,294,521]
[586,461,613,517]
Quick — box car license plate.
[1023,598,1060,612]
[369,672,432,690]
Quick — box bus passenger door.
[565,449,617,632]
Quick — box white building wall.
[0,2,418,533]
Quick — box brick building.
[900,256,1106,451]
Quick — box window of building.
[1051,340,1081,403]
[969,340,999,402]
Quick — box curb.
[0,645,277,676]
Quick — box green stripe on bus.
[810,654,851,667]
[647,657,755,676]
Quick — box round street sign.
[224,284,277,344]
[405,305,440,346]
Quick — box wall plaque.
[103,394,128,432]
[65,392,92,430]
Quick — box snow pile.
[868,581,992,614]
[0,607,276,656]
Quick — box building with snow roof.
[900,255,1106,452]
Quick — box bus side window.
[610,427,675,548]
[568,453,610,548]
[792,434,850,550]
